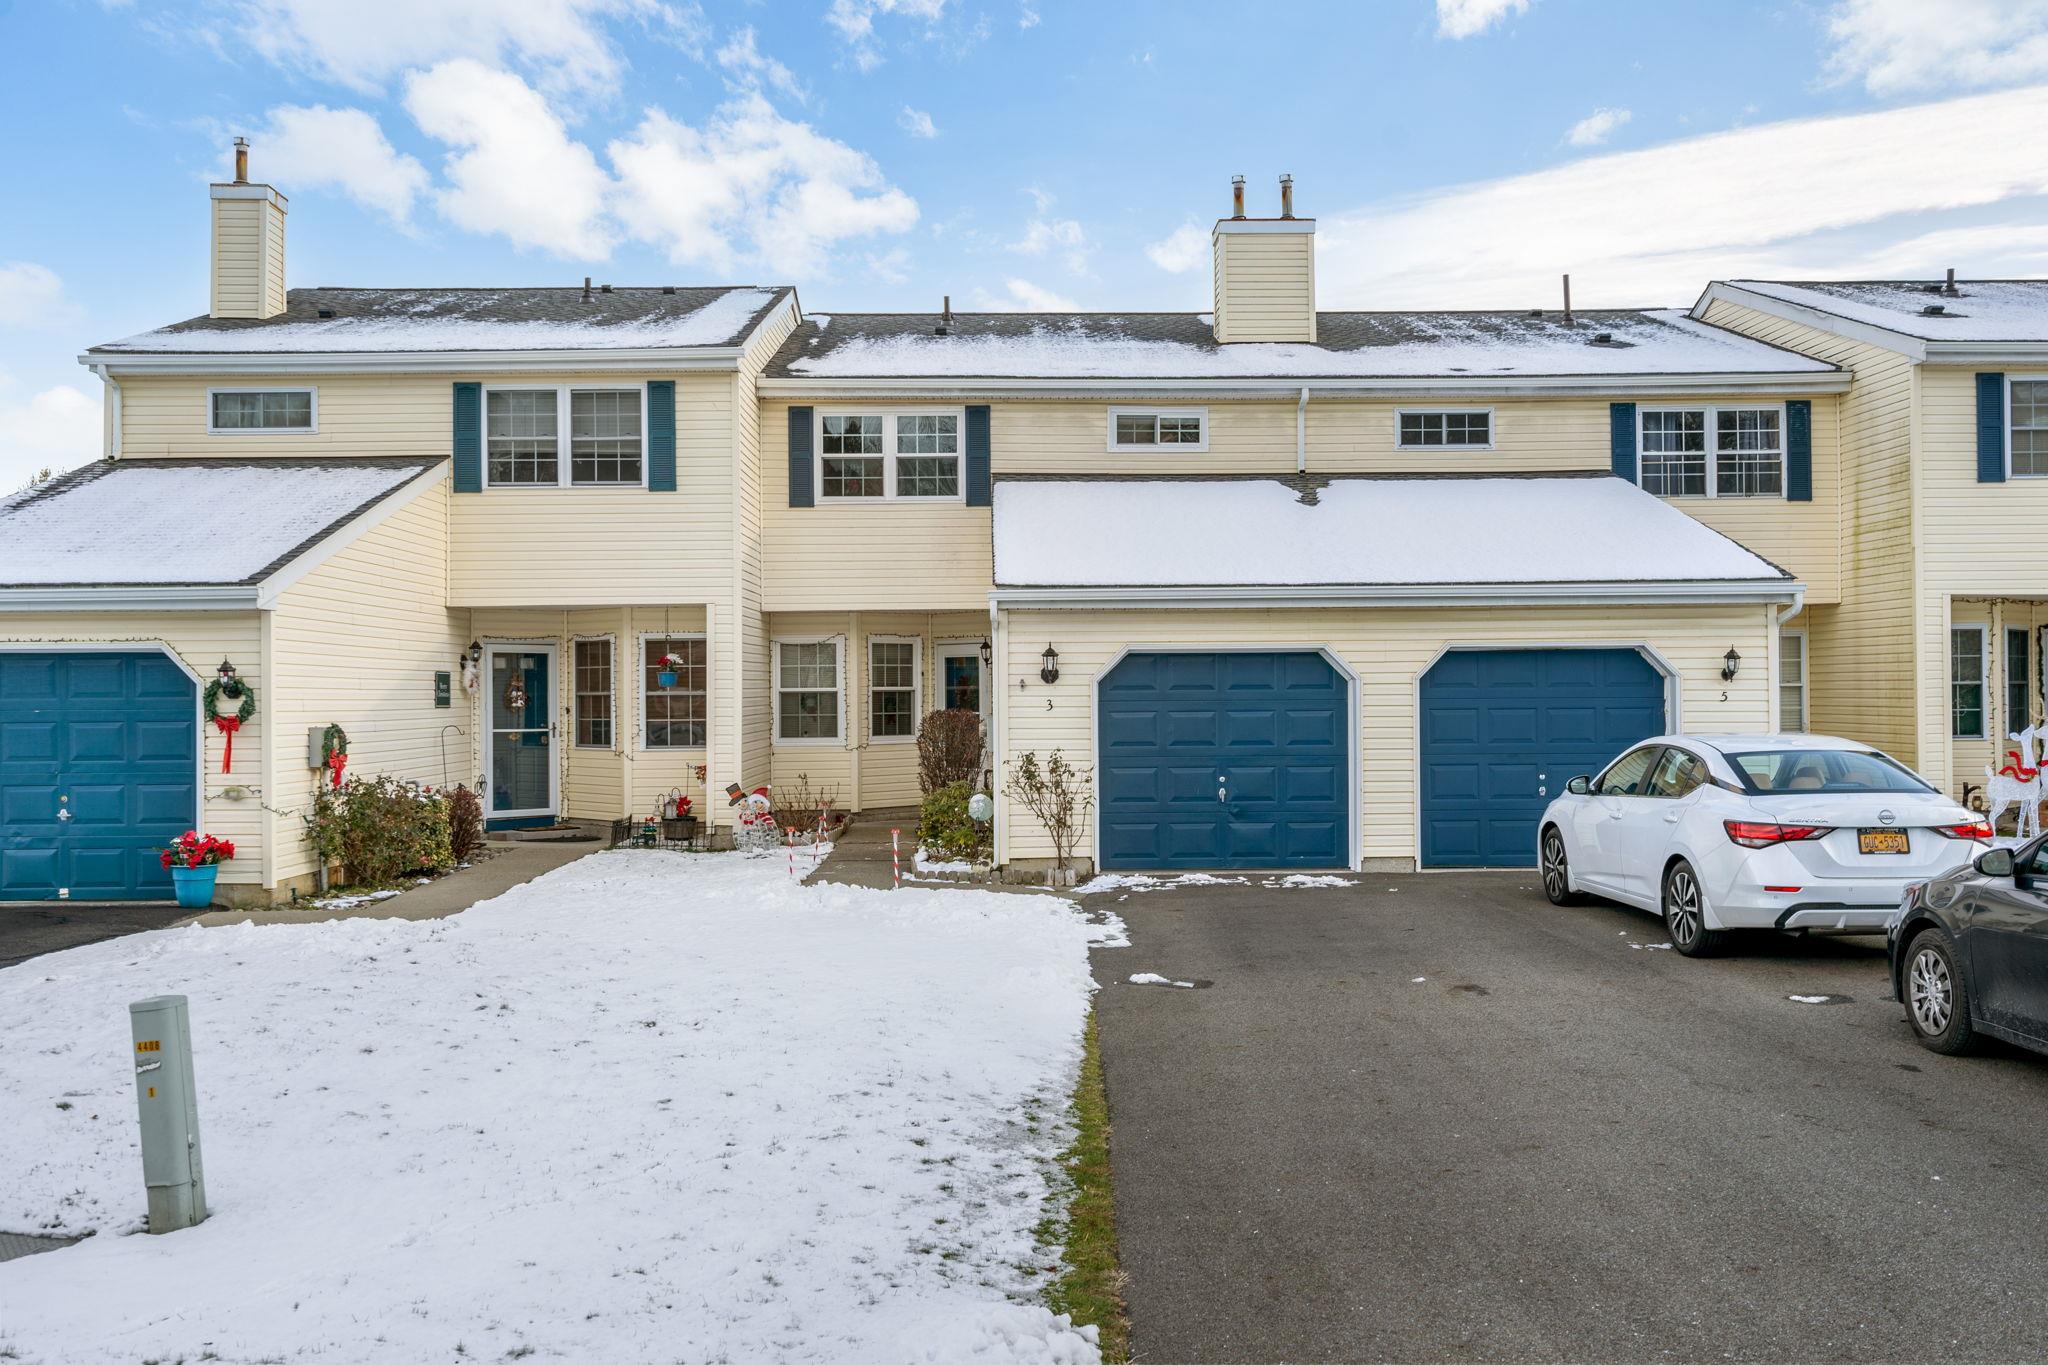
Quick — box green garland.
[204,677,256,724]
[321,722,349,767]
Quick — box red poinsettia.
[157,831,236,869]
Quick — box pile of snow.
[1128,973,1195,989]
[915,848,978,876]
[0,853,1114,1364]
[1077,872,1250,894]
[1726,279,2048,342]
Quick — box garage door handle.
[56,807,72,822]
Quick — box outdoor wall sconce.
[466,640,483,664]
[979,638,993,668]
[1040,644,1061,685]
[1721,647,1742,681]
[214,659,244,698]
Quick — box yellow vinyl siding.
[0,612,266,889]
[267,479,465,886]
[208,193,285,320]
[992,603,1774,868]
[1212,230,1316,343]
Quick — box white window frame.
[482,383,650,490]
[2008,624,2033,731]
[2008,374,2048,479]
[773,636,846,746]
[1106,406,1209,454]
[1637,402,1787,500]
[866,634,922,744]
[637,631,709,752]
[1952,624,1989,740]
[570,634,616,751]
[814,409,968,503]
[1778,629,1807,733]
[1394,407,1494,451]
[206,385,318,435]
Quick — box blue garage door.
[0,651,197,901]
[1099,651,1349,871]
[1420,648,1665,868]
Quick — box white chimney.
[209,137,288,320]
[1212,174,1315,344]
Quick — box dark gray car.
[1890,838,2048,1056]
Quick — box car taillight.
[1724,820,1829,848]
[1933,821,1994,840]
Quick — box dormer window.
[209,388,314,433]
[1108,407,1208,452]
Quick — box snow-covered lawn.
[0,852,1119,1363]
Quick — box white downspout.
[92,364,122,459]
[988,597,1002,871]
[1296,386,1309,475]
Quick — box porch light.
[466,640,483,664]
[1040,644,1060,685]
[979,638,993,668]
[1721,647,1742,681]
[215,659,243,698]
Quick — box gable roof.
[89,286,793,360]
[0,457,443,604]
[763,308,1839,392]
[990,473,1799,608]
[1715,280,2048,343]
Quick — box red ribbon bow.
[327,748,348,788]
[212,715,242,773]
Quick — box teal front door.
[487,647,555,825]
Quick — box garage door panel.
[1,847,58,894]
[1,720,59,763]
[3,784,56,824]
[1421,648,1663,869]
[1099,650,1349,871]
[1101,710,1162,749]
[134,720,196,762]
[65,656,129,699]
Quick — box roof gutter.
[79,346,749,377]
[0,585,262,612]
[1921,341,2048,366]
[758,370,1849,400]
[990,580,1806,611]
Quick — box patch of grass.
[1042,1011,1128,1362]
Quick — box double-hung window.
[573,639,613,748]
[1108,408,1207,452]
[486,386,645,487]
[2008,626,2032,731]
[1639,405,1783,498]
[1778,631,1807,732]
[868,637,920,741]
[818,412,961,500]
[2012,378,2048,478]
[1397,410,1491,449]
[776,640,842,741]
[1952,625,1988,739]
[210,388,314,432]
[642,638,706,749]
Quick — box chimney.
[1211,175,1316,344]
[208,138,288,320]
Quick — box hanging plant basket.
[655,652,685,690]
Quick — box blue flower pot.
[657,670,678,689]
[170,864,220,909]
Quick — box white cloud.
[898,106,938,138]
[1007,189,1089,272]
[1145,222,1209,274]
[971,277,1080,311]
[865,247,913,284]
[1313,84,2048,309]
[1018,4,1040,28]
[716,26,807,102]
[241,105,430,225]
[1824,0,2048,95]
[404,60,617,259]
[0,263,75,328]
[825,0,947,70]
[1565,106,1631,147]
[0,374,99,489]
[609,91,919,277]
[1436,0,1531,39]
[236,0,690,95]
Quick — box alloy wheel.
[1908,946,1954,1036]
[1541,832,1568,900]
[1665,867,1702,948]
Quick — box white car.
[1536,734,1990,956]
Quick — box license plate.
[1858,829,1910,855]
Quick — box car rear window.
[1727,748,1934,795]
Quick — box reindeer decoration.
[1985,723,2044,840]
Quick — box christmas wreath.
[203,676,257,773]
[320,722,350,788]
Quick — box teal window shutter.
[1609,402,1637,483]
[1785,400,1812,501]
[1978,372,2007,483]
[788,406,814,507]
[965,405,992,506]
[646,381,676,491]
[452,382,481,493]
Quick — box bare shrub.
[917,709,984,795]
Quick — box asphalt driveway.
[1089,872,2048,1363]
[0,903,189,970]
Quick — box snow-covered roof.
[767,309,1834,381]
[991,474,1793,594]
[1718,280,2048,343]
[94,286,791,355]
[0,458,440,588]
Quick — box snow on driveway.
[0,852,1118,1363]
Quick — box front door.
[937,642,986,726]
[487,646,556,824]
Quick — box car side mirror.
[1566,775,1592,796]
[1975,847,2016,879]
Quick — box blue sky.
[4,0,2048,487]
